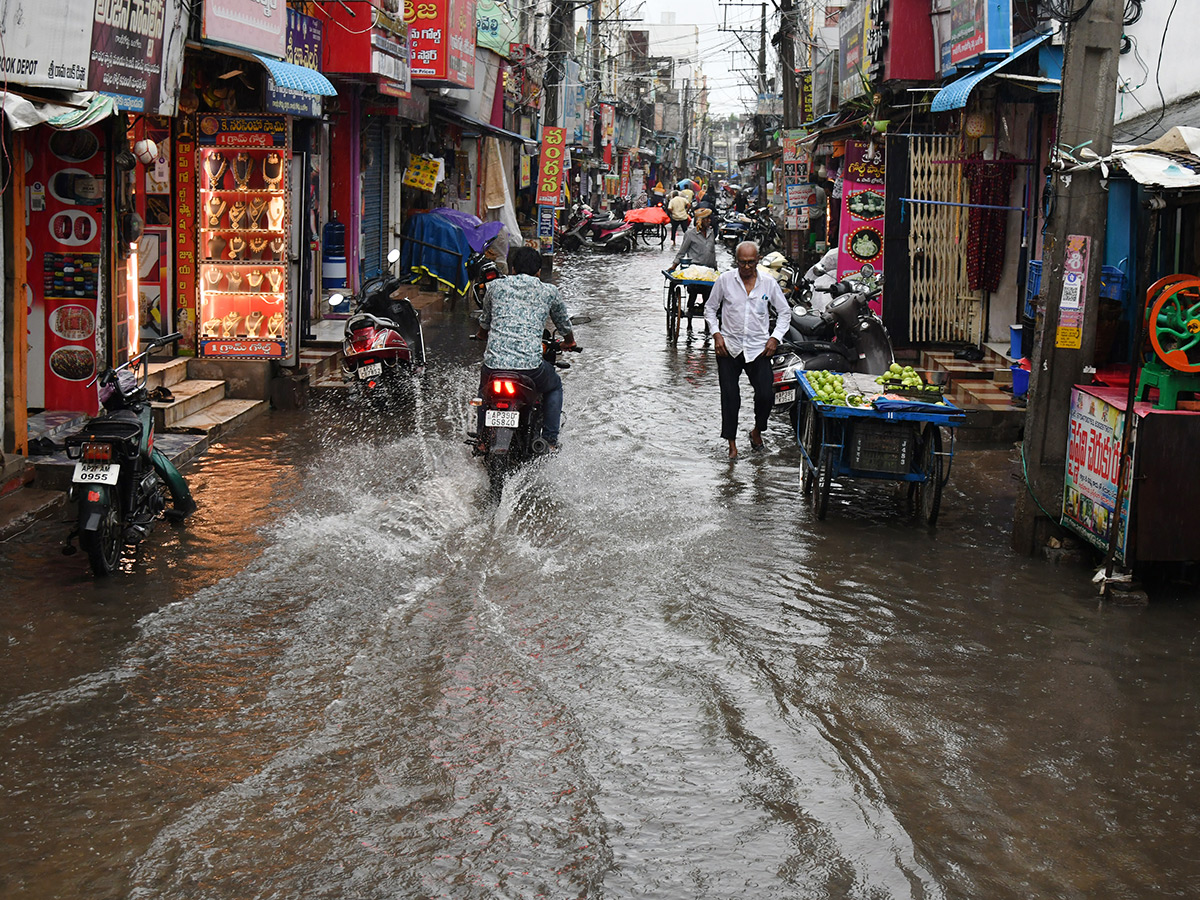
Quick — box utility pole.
[540,0,569,277]
[757,2,768,203]
[680,80,690,179]
[1013,0,1125,553]
[779,0,799,258]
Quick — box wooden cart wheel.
[815,445,834,520]
[666,285,681,340]
[800,401,818,496]
[915,425,944,525]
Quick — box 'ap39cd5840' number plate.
[484,409,520,428]
[72,463,120,485]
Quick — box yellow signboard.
[402,156,441,192]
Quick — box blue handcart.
[796,371,965,523]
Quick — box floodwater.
[2,240,1200,900]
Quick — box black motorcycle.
[63,332,196,576]
[468,239,503,308]
[467,332,580,501]
[770,266,894,427]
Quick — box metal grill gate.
[907,135,982,344]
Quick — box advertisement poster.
[1063,387,1133,561]
[202,0,286,57]
[946,0,1013,69]
[403,156,442,192]
[406,0,476,88]
[537,205,555,253]
[266,10,325,118]
[475,0,517,57]
[838,0,869,104]
[89,0,173,111]
[25,126,107,414]
[1056,234,1090,349]
[837,140,885,311]
[174,119,198,355]
[619,153,631,198]
[519,155,531,189]
[535,127,566,207]
[0,0,90,91]
[561,60,589,147]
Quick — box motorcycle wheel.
[81,503,123,576]
[486,455,508,503]
[561,233,582,252]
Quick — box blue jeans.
[482,361,564,443]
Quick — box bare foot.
[749,428,764,451]
[728,440,738,460]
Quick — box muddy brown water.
[2,244,1199,899]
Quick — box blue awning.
[253,54,337,97]
[931,34,1051,113]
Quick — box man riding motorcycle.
[475,246,577,451]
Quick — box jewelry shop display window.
[197,115,292,359]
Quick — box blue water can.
[1010,324,1023,359]
[1012,364,1029,396]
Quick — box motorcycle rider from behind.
[475,246,577,450]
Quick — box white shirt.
[704,267,791,359]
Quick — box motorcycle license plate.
[485,409,520,428]
[72,462,120,485]
[775,388,797,405]
[357,362,383,379]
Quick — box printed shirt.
[481,274,573,370]
[671,226,717,269]
[704,267,790,360]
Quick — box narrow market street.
[2,243,1200,900]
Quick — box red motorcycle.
[329,248,425,402]
[558,203,635,253]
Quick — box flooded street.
[3,242,1200,899]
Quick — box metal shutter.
[361,120,389,279]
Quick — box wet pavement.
[2,242,1200,899]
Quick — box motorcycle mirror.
[387,248,401,264]
[859,264,876,277]
[328,293,346,307]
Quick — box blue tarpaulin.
[401,212,473,295]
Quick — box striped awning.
[253,54,337,97]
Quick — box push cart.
[796,372,965,523]
[663,269,715,341]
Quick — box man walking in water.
[704,240,790,459]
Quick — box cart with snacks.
[662,265,718,341]
[796,370,965,522]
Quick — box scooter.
[466,331,581,501]
[330,248,426,400]
[745,207,781,253]
[63,332,196,576]
[558,204,636,253]
[761,251,803,304]
[719,211,752,250]
[468,238,503,309]
[770,265,893,428]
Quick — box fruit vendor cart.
[796,371,966,523]
[662,267,717,341]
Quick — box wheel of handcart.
[666,284,682,340]
[800,400,819,496]
[912,425,944,525]
[815,445,835,520]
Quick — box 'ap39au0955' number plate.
[484,410,520,428]
[72,463,120,485]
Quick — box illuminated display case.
[196,115,290,359]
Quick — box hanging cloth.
[964,150,1015,293]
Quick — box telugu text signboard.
[1062,387,1133,562]
[406,0,476,87]
[536,127,566,208]
[945,0,1012,69]
[202,0,287,58]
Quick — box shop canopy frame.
[931,33,1053,113]
[186,41,338,98]
[431,105,537,148]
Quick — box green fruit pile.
[876,363,941,394]
[807,371,864,407]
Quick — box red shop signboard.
[26,126,107,414]
[406,0,476,88]
[535,127,566,207]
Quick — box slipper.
[749,429,765,451]
[954,346,984,362]
[148,386,174,402]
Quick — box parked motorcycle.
[558,204,636,253]
[719,211,752,250]
[760,251,803,304]
[468,238,503,308]
[770,265,893,427]
[467,332,580,501]
[745,206,781,253]
[63,332,196,576]
[330,248,426,400]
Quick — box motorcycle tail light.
[484,270,500,283]
[82,442,113,462]
[491,378,517,396]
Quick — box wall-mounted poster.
[1062,387,1133,562]
[837,140,885,313]
[25,125,107,414]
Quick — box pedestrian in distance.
[667,190,691,244]
[475,246,577,451]
[704,240,791,460]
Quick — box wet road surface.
[3,242,1200,899]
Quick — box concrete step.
[0,486,66,540]
[298,346,343,379]
[311,373,349,390]
[920,348,998,383]
[28,410,90,442]
[151,380,227,430]
[147,358,190,390]
[30,431,208,493]
[165,398,268,439]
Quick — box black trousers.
[716,351,774,440]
